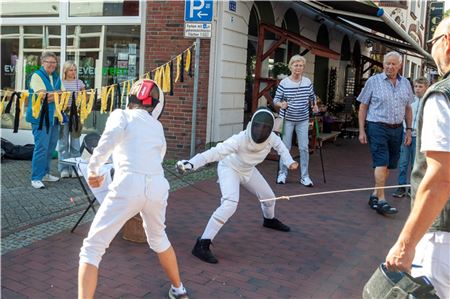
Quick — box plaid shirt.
[357,72,413,124]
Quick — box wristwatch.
[406,128,413,131]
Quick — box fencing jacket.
[88,109,166,176]
[190,124,295,181]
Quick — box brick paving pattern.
[1,139,412,298]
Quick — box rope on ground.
[259,184,411,203]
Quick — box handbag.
[273,117,284,134]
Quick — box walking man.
[357,51,414,215]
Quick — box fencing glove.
[176,160,194,175]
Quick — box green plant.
[272,62,290,78]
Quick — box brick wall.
[145,1,211,159]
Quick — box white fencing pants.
[79,172,171,268]
[201,165,276,240]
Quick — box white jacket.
[88,109,166,176]
[189,128,295,181]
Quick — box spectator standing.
[59,61,85,178]
[273,55,319,186]
[385,17,450,299]
[393,77,429,198]
[357,51,414,215]
[25,51,63,189]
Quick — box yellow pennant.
[175,54,181,83]
[163,63,171,93]
[184,48,191,73]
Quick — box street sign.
[184,0,213,22]
[184,22,212,38]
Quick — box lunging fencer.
[176,108,299,264]
[78,80,190,299]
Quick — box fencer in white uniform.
[177,108,298,264]
[78,80,190,299]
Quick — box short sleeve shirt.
[357,72,413,124]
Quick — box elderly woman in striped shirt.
[273,55,319,186]
[58,61,85,178]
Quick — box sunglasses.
[426,33,445,50]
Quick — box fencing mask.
[128,79,165,119]
[250,108,274,144]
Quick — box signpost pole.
[190,37,200,157]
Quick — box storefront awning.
[301,0,434,63]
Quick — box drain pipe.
[376,8,434,63]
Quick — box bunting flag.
[0,43,195,132]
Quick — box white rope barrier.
[260,184,411,203]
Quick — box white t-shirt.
[421,94,450,153]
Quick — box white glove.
[175,160,194,175]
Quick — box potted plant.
[272,62,290,79]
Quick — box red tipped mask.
[135,80,157,106]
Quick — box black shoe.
[376,201,398,215]
[368,195,379,210]
[263,217,290,232]
[392,187,407,198]
[192,237,218,264]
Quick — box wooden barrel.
[122,214,147,243]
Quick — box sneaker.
[71,169,78,178]
[277,173,286,184]
[31,180,45,189]
[168,287,189,299]
[60,169,70,178]
[42,174,60,182]
[192,237,218,264]
[300,177,314,187]
[392,187,406,198]
[263,217,291,232]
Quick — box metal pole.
[190,37,200,157]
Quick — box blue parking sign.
[184,0,213,22]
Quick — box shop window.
[0,0,59,18]
[69,0,139,17]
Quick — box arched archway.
[353,41,362,95]
[244,2,275,124]
[282,8,300,59]
[313,24,329,104]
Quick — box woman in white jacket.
[177,108,298,264]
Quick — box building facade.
[1,0,428,158]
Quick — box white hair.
[383,51,402,64]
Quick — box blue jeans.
[397,136,416,184]
[58,124,81,172]
[31,123,60,180]
[278,119,310,179]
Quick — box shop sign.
[184,22,211,39]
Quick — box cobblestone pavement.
[2,138,413,298]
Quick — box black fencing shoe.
[192,237,218,264]
[376,201,398,215]
[263,218,291,232]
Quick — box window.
[0,0,59,18]
[69,0,139,17]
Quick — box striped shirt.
[273,76,316,122]
[63,79,85,108]
[357,72,413,124]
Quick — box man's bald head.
[431,16,450,75]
